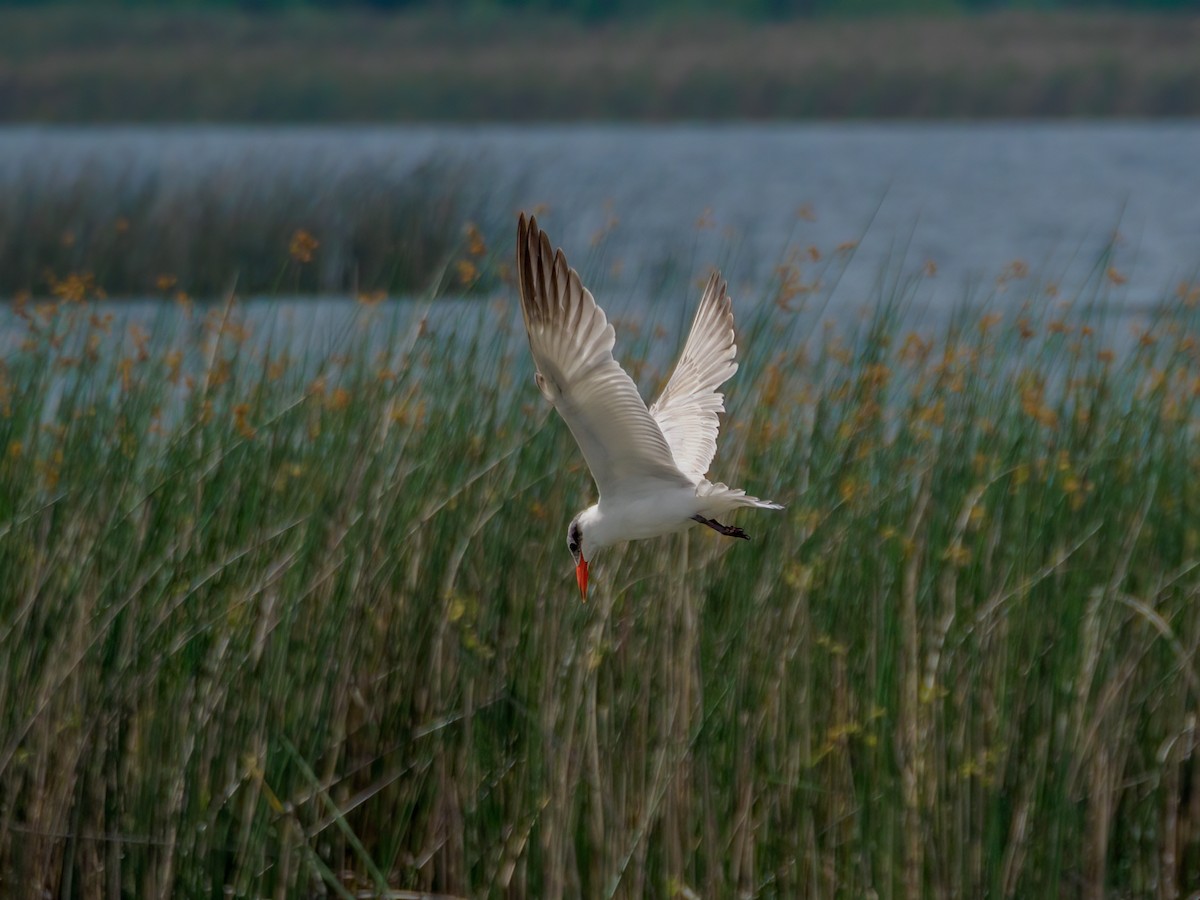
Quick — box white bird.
[516,213,782,601]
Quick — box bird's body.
[571,486,700,547]
[516,213,781,598]
[572,480,776,548]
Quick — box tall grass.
[0,154,486,298]
[1,236,1199,898]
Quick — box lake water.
[3,122,1200,324]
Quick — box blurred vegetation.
[1,5,1198,119]
[2,218,1200,895]
[0,0,1197,15]
[0,155,500,298]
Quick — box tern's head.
[567,515,588,602]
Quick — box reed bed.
[1,231,1199,898]
[0,154,484,298]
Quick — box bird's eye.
[568,541,578,553]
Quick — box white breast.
[586,485,705,549]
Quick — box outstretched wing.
[517,213,692,499]
[648,272,738,482]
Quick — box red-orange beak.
[575,556,589,603]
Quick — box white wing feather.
[517,214,692,499]
[648,272,738,482]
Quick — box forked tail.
[697,480,784,514]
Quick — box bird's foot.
[692,514,751,541]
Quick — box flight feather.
[648,272,738,482]
[516,214,691,498]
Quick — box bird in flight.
[516,213,782,601]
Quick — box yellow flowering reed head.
[289,229,319,263]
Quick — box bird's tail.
[697,480,784,513]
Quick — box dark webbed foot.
[692,514,751,540]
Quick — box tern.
[516,213,782,601]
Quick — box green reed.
[1,242,1199,898]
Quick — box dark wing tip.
[517,213,588,331]
[519,212,545,249]
[517,212,541,327]
[516,211,562,327]
[516,211,542,277]
[518,211,533,253]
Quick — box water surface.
[3,121,1199,316]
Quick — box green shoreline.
[3,8,1200,121]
